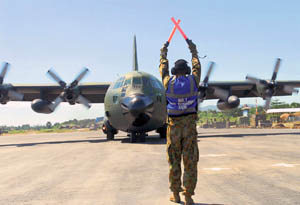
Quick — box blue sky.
[1,0,300,125]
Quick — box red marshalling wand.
[171,17,188,42]
[167,19,181,44]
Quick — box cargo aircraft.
[1,36,300,142]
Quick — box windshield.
[123,78,132,86]
[133,77,142,85]
[113,77,125,89]
[150,77,163,89]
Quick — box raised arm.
[187,39,201,86]
[159,42,171,89]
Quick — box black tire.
[158,125,167,139]
[130,132,137,143]
[107,132,114,140]
[102,124,107,134]
[139,133,146,143]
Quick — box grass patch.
[4,128,91,135]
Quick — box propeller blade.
[197,93,205,103]
[70,68,89,88]
[48,96,64,111]
[271,58,281,81]
[264,97,272,110]
[76,95,91,109]
[213,87,229,101]
[0,62,10,84]
[7,90,24,101]
[246,75,268,86]
[47,69,66,88]
[203,62,215,84]
[246,75,260,84]
[198,62,216,106]
[283,85,298,94]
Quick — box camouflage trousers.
[166,114,199,195]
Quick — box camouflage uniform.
[159,41,201,196]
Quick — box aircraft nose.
[121,94,154,117]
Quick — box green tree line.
[198,100,300,124]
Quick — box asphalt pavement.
[0,128,300,205]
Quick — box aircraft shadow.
[0,138,112,148]
[0,135,166,147]
[198,132,300,138]
[2,131,297,148]
[121,135,166,145]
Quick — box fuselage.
[104,71,167,133]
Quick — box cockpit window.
[142,77,151,87]
[113,77,125,89]
[142,77,154,95]
[150,78,163,89]
[123,78,132,86]
[133,77,142,85]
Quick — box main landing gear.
[156,124,167,139]
[102,120,118,141]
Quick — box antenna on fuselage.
[133,35,138,71]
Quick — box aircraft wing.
[9,80,300,102]
[10,83,111,103]
[204,81,300,100]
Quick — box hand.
[186,39,197,53]
[160,41,169,58]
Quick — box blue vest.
[166,75,198,116]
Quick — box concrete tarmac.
[0,128,300,205]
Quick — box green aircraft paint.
[103,37,167,142]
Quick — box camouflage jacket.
[159,47,201,90]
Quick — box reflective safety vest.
[166,75,198,116]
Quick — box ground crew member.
[159,39,201,205]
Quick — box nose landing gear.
[129,132,147,143]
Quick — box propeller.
[47,68,91,111]
[0,62,24,103]
[198,62,229,103]
[198,62,215,102]
[0,62,9,84]
[246,58,297,110]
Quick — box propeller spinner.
[47,68,91,111]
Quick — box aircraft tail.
[133,35,138,71]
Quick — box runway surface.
[0,128,300,205]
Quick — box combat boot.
[184,193,194,205]
[169,192,181,203]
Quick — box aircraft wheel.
[139,133,146,143]
[158,125,167,139]
[130,132,137,143]
[107,132,114,140]
[102,124,108,134]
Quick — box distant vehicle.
[1,37,300,142]
[0,129,8,135]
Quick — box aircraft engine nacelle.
[217,95,240,110]
[31,99,54,114]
